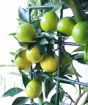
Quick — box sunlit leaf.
[18,7,29,22]
[2,87,23,97]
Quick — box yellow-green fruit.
[26,79,42,98]
[40,54,58,73]
[15,23,36,42]
[14,49,32,70]
[57,17,76,36]
[40,10,59,32]
[72,21,88,45]
[26,46,43,63]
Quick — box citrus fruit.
[26,46,43,63]
[14,49,32,70]
[40,10,59,32]
[26,79,42,98]
[15,23,36,42]
[57,17,76,36]
[40,54,58,73]
[72,21,88,45]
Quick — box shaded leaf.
[84,40,88,63]
[71,53,86,64]
[9,33,16,36]
[2,87,23,97]
[12,97,29,105]
[19,70,30,87]
[18,7,29,22]
[51,91,64,104]
[82,86,88,92]
[44,77,55,98]
[61,65,81,77]
[72,46,84,52]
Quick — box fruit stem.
[63,0,86,22]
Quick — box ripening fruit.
[26,79,42,98]
[40,54,58,73]
[15,23,37,42]
[14,49,32,70]
[57,17,76,36]
[72,21,88,45]
[40,10,59,32]
[26,46,43,63]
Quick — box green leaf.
[2,87,23,97]
[12,97,29,105]
[41,0,50,5]
[27,0,36,5]
[72,53,86,64]
[82,86,88,92]
[52,0,62,10]
[44,77,55,98]
[19,70,30,87]
[9,33,16,36]
[84,40,88,63]
[72,46,84,52]
[39,38,49,45]
[50,91,64,104]
[18,7,29,22]
[18,42,29,48]
[61,65,81,77]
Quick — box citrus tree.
[2,0,88,105]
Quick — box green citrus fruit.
[57,17,76,36]
[15,23,36,42]
[40,54,58,73]
[40,10,59,32]
[14,49,32,70]
[26,79,42,98]
[72,21,88,45]
[26,46,43,63]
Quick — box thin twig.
[74,91,85,105]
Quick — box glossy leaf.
[12,97,29,105]
[18,7,29,22]
[2,87,23,97]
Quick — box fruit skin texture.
[26,79,42,98]
[15,23,36,42]
[14,50,32,70]
[57,17,76,36]
[40,54,58,73]
[26,46,43,63]
[40,10,59,32]
[72,21,88,45]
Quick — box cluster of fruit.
[13,8,88,100]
